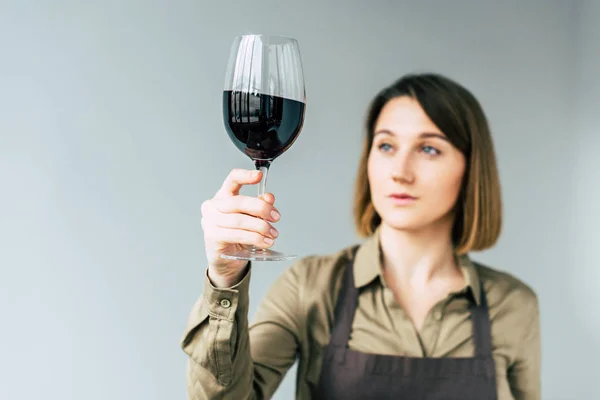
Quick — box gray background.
[0,1,597,399]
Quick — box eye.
[377,143,393,152]
[421,145,441,156]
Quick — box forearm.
[181,269,255,399]
[181,263,302,400]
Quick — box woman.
[181,73,541,399]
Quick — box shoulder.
[470,259,541,371]
[282,244,359,313]
[258,244,358,303]
[290,244,358,290]
[472,259,540,320]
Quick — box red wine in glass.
[221,35,306,261]
[223,91,304,161]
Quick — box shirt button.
[433,310,443,321]
[220,299,231,308]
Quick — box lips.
[389,194,416,200]
[388,193,418,205]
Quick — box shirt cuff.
[180,264,252,350]
[202,264,251,322]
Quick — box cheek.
[448,158,466,194]
[367,154,386,193]
[423,162,465,201]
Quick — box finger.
[217,213,278,239]
[262,192,275,205]
[213,226,275,248]
[216,196,280,222]
[216,169,262,198]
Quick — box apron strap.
[329,248,360,347]
[470,283,494,357]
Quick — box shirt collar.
[352,227,481,305]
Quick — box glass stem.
[252,160,271,254]
[255,160,271,200]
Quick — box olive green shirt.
[181,231,541,399]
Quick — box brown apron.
[315,253,498,399]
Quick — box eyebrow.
[374,129,450,142]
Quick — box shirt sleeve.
[507,294,541,400]
[180,262,303,400]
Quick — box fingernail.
[270,209,280,221]
[264,237,274,245]
[253,171,260,178]
[270,228,279,238]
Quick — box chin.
[380,216,430,232]
[379,209,451,233]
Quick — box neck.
[378,217,459,288]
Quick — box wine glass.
[221,34,306,261]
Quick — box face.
[367,96,466,233]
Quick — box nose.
[390,151,415,184]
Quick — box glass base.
[220,246,297,261]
